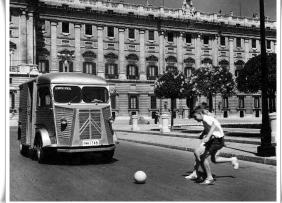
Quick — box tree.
[236,53,276,112]
[190,65,236,112]
[154,70,189,128]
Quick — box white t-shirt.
[202,115,224,138]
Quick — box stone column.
[212,35,218,66]
[160,114,170,133]
[26,12,34,64]
[50,21,58,72]
[195,34,201,69]
[97,26,105,78]
[19,10,27,64]
[244,38,250,62]
[118,28,126,80]
[177,32,184,72]
[229,37,235,75]
[131,115,140,131]
[139,29,146,80]
[74,24,81,72]
[159,30,165,74]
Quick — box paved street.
[10,127,276,201]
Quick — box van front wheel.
[35,138,45,164]
[102,150,114,162]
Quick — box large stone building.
[9,0,276,119]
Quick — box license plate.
[82,139,100,146]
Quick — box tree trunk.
[170,98,174,129]
[208,93,213,112]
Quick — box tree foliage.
[236,53,276,95]
[190,65,236,97]
[154,70,188,99]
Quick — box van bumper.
[45,144,115,153]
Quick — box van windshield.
[53,86,81,103]
[82,87,109,103]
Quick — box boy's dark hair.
[189,105,205,118]
[200,102,208,110]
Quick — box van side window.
[38,87,51,107]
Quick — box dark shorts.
[201,137,225,159]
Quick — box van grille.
[79,109,101,140]
[55,106,75,145]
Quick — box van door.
[26,82,34,145]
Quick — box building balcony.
[147,75,157,80]
[10,65,40,75]
[127,75,139,80]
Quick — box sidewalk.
[113,118,276,166]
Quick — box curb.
[115,130,261,145]
[119,138,276,166]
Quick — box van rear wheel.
[19,142,28,156]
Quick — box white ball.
[134,171,147,184]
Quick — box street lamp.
[257,0,275,156]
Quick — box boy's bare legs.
[202,157,213,180]
[186,145,206,179]
[211,151,239,169]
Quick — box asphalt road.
[10,127,276,201]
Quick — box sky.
[113,0,277,21]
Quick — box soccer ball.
[134,171,147,184]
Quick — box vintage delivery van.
[18,73,117,163]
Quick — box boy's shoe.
[200,178,215,185]
[185,173,198,180]
[231,157,239,169]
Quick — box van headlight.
[60,118,68,130]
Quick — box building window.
[220,36,225,46]
[254,96,260,108]
[166,66,177,72]
[149,30,154,41]
[223,97,229,108]
[108,26,114,37]
[168,32,174,42]
[59,60,73,72]
[85,24,92,35]
[238,96,245,108]
[62,22,69,33]
[83,62,96,75]
[203,36,209,45]
[252,39,256,48]
[236,37,241,48]
[10,78,12,84]
[111,95,116,109]
[128,28,135,39]
[127,65,138,79]
[105,63,118,79]
[129,95,138,109]
[38,60,49,73]
[184,67,192,77]
[151,96,157,109]
[266,40,271,49]
[186,34,192,44]
[147,65,158,80]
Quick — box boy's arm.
[202,123,216,143]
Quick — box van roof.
[20,73,107,86]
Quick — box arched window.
[201,58,212,65]
[105,63,118,79]
[219,59,230,70]
[234,60,245,77]
[59,60,73,72]
[127,64,139,80]
[147,65,158,80]
[83,62,96,75]
[184,57,195,77]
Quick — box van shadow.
[41,152,119,166]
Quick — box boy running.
[186,105,239,185]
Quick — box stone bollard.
[269,112,276,144]
[131,115,140,131]
[160,114,170,133]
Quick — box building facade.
[10,0,276,119]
